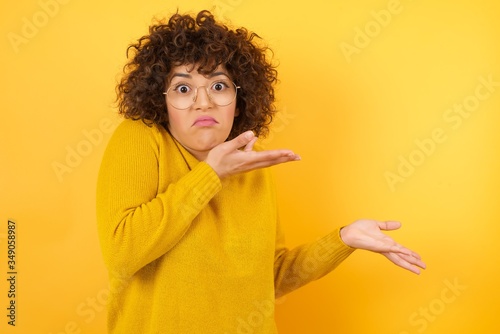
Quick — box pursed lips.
[192,116,219,127]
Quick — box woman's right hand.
[205,131,301,178]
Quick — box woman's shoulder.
[102,119,170,157]
[110,118,168,142]
[115,118,162,134]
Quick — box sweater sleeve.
[274,221,356,298]
[96,120,221,279]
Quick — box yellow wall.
[1,0,499,333]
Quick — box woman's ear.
[234,108,240,117]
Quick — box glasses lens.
[166,83,195,110]
[166,81,238,109]
[208,80,237,107]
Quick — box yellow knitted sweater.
[96,119,355,333]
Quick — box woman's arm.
[273,219,426,298]
[96,120,221,279]
[273,224,355,298]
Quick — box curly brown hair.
[116,10,278,140]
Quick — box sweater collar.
[165,128,200,171]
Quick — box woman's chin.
[184,141,221,160]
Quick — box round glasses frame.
[163,81,241,110]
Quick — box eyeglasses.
[163,79,240,110]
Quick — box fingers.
[388,243,422,259]
[233,150,300,173]
[225,132,300,163]
[389,246,425,267]
[244,136,258,152]
[383,243,427,274]
[248,149,300,163]
[383,252,426,275]
[226,131,255,151]
[206,132,300,178]
[398,252,427,270]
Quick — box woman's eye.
[174,85,191,94]
[212,82,228,92]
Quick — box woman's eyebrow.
[169,71,229,82]
[208,71,229,78]
[171,73,192,79]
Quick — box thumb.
[225,131,255,151]
[378,220,402,231]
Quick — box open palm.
[340,219,426,274]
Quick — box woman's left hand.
[340,219,426,274]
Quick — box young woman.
[96,10,425,334]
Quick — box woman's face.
[165,64,239,161]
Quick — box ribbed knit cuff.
[314,227,356,265]
[183,161,222,209]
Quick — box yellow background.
[1,0,499,333]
